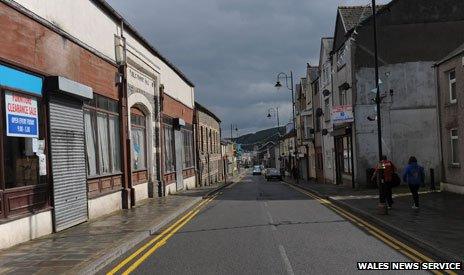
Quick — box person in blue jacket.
[402,156,425,209]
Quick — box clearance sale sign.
[5,91,39,138]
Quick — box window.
[200,126,204,152]
[449,70,457,103]
[84,95,121,177]
[339,88,348,105]
[131,108,146,171]
[3,92,45,189]
[164,125,175,173]
[316,116,321,132]
[324,98,330,122]
[183,129,194,168]
[337,45,346,69]
[451,128,459,165]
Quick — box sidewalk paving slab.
[284,178,464,263]
[0,183,227,275]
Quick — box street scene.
[0,0,463,274]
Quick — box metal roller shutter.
[49,96,88,231]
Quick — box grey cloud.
[107,0,388,134]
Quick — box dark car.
[265,168,282,181]
[252,165,262,175]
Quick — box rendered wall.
[354,62,440,185]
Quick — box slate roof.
[436,42,464,65]
[195,101,221,123]
[338,5,384,32]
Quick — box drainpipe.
[434,64,444,187]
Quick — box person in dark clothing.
[402,156,425,209]
[292,165,299,184]
[371,155,396,209]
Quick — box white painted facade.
[13,0,195,109]
[88,191,123,220]
[0,211,53,250]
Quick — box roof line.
[195,101,221,123]
[92,0,195,87]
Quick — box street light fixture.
[370,0,387,215]
[275,71,298,174]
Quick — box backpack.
[407,165,424,186]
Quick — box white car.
[252,165,262,175]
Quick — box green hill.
[233,126,285,151]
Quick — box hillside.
[233,126,285,151]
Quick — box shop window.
[2,91,46,189]
[131,107,146,171]
[84,94,121,177]
[342,136,352,174]
[164,125,175,173]
[183,129,194,169]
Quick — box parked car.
[265,168,282,181]
[252,165,262,175]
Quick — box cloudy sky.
[107,0,388,136]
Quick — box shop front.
[0,63,51,249]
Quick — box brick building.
[194,102,222,186]
[0,0,196,249]
[436,43,464,194]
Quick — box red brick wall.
[162,93,193,123]
[0,2,118,99]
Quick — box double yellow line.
[285,183,457,275]
[107,195,217,275]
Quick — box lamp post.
[266,107,280,128]
[275,71,298,174]
[230,124,238,140]
[371,0,387,214]
[267,107,281,170]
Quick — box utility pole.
[372,0,387,214]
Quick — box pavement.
[0,175,244,275]
[285,177,464,263]
[101,174,428,275]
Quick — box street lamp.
[266,107,280,128]
[230,124,239,139]
[370,0,387,215]
[275,71,298,175]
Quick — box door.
[174,130,184,190]
[49,95,88,231]
[315,147,324,183]
[335,137,343,185]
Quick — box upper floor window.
[448,70,457,104]
[451,128,459,165]
[337,45,346,69]
[324,98,330,122]
[339,88,348,105]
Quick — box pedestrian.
[371,155,396,209]
[402,156,424,209]
[292,165,299,184]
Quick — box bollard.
[430,168,436,191]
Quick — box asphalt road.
[104,174,427,275]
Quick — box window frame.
[83,94,121,178]
[163,124,175,173]
[450,128,459,165]
[448,69,457,104]
[130,109,147,172]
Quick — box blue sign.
[5,91,39,138]
[0,64,43,96]
[7,114,38,137]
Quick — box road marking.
[108,195,217,275]
[122,209,201,275]
[279,245,295,275]
[284,182,456,275]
